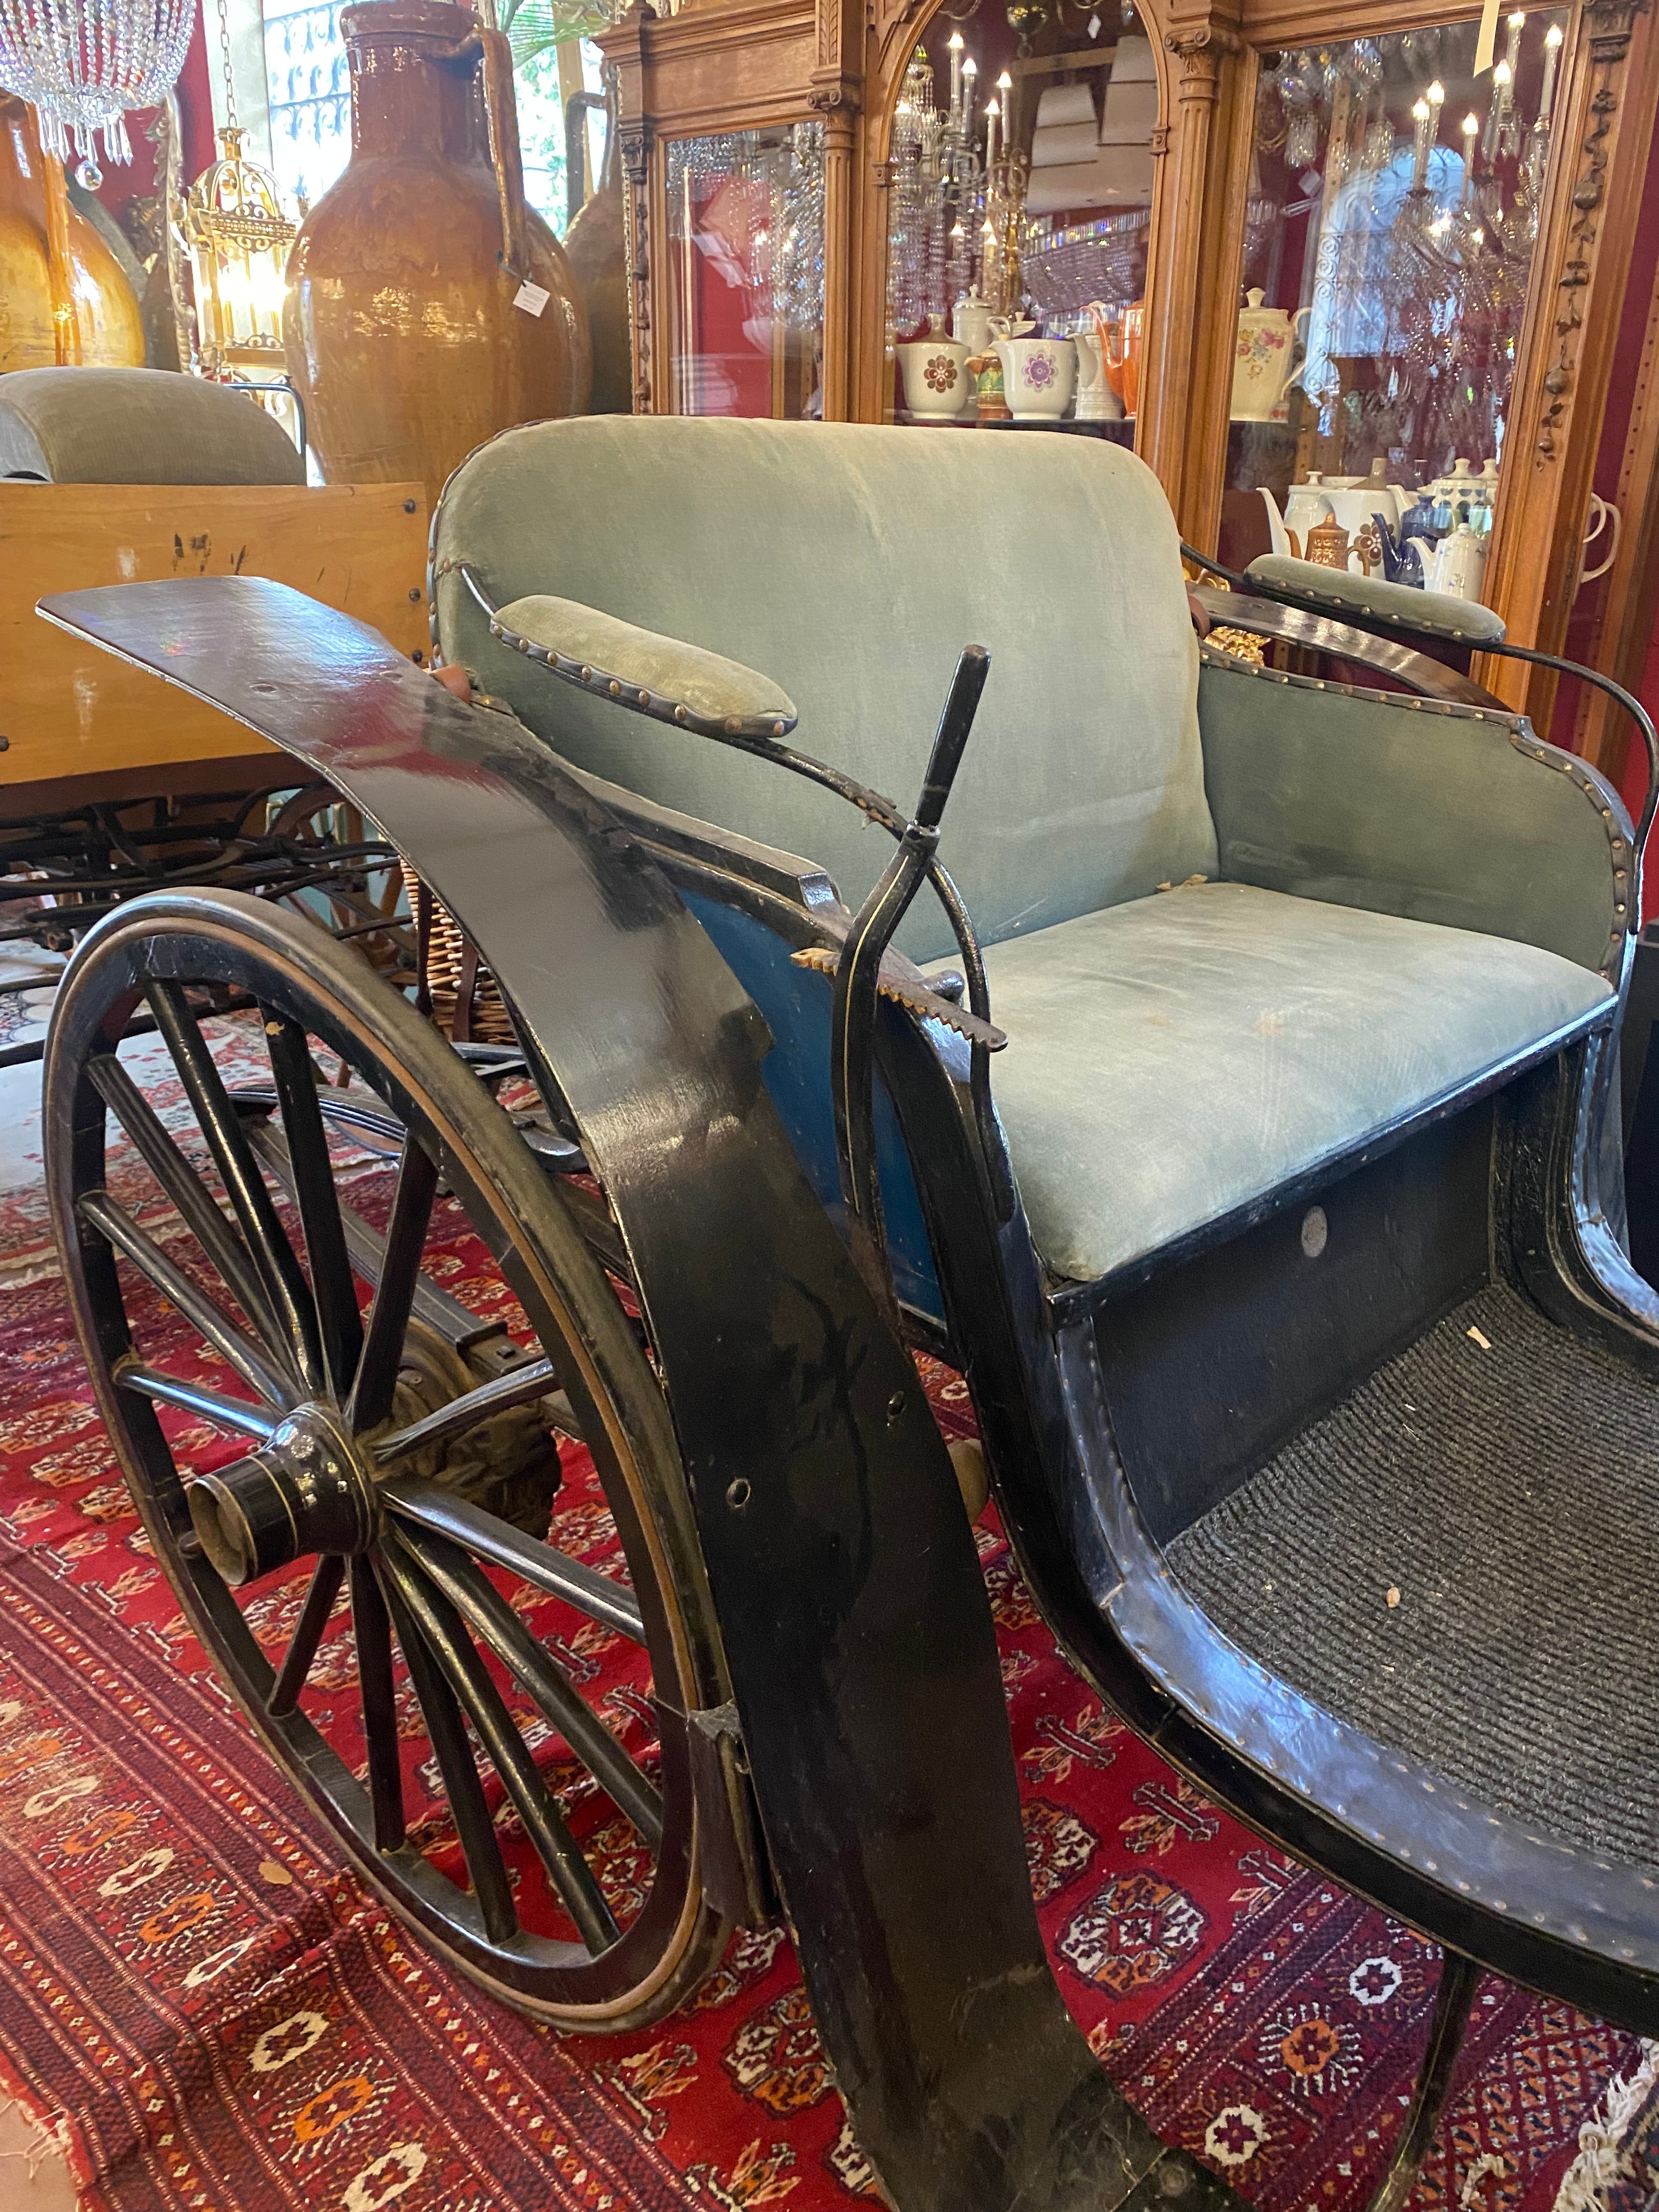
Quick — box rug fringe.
[1552,2040,1659,2212]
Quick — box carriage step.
[1167,1280,1659,1865]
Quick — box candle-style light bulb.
[1492,59,1512,86]
[1502,8,1525,87]
[1460,109,1479,198]
[947,30,964,122]
[986,96,1000,167]
[1427,79,1446,110]
[1539,21,1563,125]
[1412,95,1432,188]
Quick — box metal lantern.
[183,125,296,379]
[0,0,195,178]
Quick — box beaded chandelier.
[0,0,195,176]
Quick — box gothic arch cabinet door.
[854,0,1170,425]
[1135,0,1659,714]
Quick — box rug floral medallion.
[0,1022,1641,2212]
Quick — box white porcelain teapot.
[1231,289,1312,423]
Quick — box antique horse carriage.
[36,417,1659,2212]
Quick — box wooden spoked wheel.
[44,889,738,2029]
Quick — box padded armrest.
[490,593,799,739]
[1197,650,1631,984]
[1244,554,1506,646]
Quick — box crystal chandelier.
[0,0,195,178]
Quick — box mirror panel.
[664,122,826,417]
[882,8,1153,434]
[1218,11,1570,602]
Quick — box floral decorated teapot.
[1231,289,1311,423]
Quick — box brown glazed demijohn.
[0,96,144,374]
[561,72,630,415]
[283,0,591,506]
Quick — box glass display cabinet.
[663,123,826,415]
[598,0,1659,748]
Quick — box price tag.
[514,280,551,318]
[1473,0,1501,77]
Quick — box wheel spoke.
[374,1357,563,1468]
[349,1136,438,1431]
[262,1014,364,1398]
[396,1521,663,1845]
[269,1554,346,1717]
[381,1533,620,1954]
[78,1191,298,1410]
[375,1555,516,1944]
[145,981,325,1394]
[242,1116,488,1354]
[382,1477,644,1644]
[115,1356,277,1443]
[351,1556,406,1849]
[88,1053,280,1350]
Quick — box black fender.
[39,576,1232,2212]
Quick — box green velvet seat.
[950,881,1612,1283]
[432,416,1628,1291]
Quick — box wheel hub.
[188,1402,377,1587]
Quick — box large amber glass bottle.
[0,97,144,374]
[284,0,590,503]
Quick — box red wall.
[90,5,215,244]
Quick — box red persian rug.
[0,1026,1642,2212]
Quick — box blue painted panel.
[680,890,946,1329]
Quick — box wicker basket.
[401,861,518,1045]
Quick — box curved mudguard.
[40,577,1232,2212]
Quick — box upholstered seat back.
[0,367,306,486]
[432,417,1216,961]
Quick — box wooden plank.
[0,481,428,789]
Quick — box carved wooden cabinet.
[599,0,1659,744]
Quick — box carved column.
[1480,0,1659,725]
[1136,13,1250,547]
[810,87,861,419]
[599,8,654,414]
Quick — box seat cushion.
[968,881,1613,1283]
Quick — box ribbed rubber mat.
[1166,1279,1659,1865]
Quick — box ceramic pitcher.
[1074,303,1124,422]
[994,333,1076,422]
[1427,522,1488,601]
[284,0,591,508]
[1230,289,1311,422]
[899,328,973,420]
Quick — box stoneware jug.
[562,66,629,414]
[899,326,972,420]
[1230,289,1311,422]
[994,332,1076,422]
[284,0,591,507]
[0,95,143,372]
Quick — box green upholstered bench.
[431,417,1622,1295]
